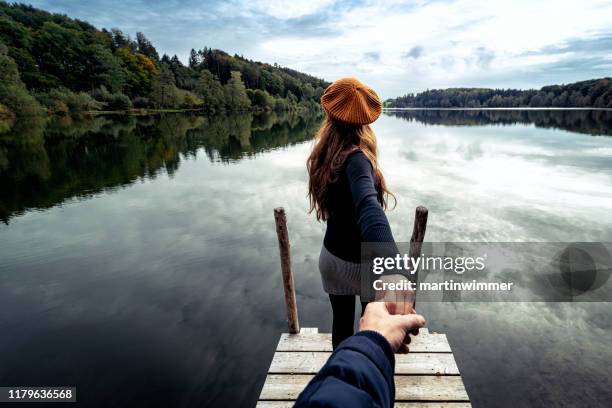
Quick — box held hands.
[359,302,426,354]
[375,274,416,315]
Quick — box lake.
[1,109,612,407]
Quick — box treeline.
[0,2,329,128]
[385,78,612,108]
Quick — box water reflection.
[0,111,321,223]
[0,110,611,407]
[3,109,611,224]
[386,108,612,136]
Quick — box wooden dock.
[263,207,470,406]
[257,327,471,407]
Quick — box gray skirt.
[319,245,362,295]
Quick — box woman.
[307,77,397,349]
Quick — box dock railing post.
[410,206,429,260]
[274,207,300,334]
[410,206,428,305]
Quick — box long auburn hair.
[307,116,395,221]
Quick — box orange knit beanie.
[321,77,382,125]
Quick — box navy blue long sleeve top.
[293,330,395,408]
[323,150,396,263]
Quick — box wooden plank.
[259,374,469,401]
[257,403,471,408]
[269,352,459,375]
[299,327,318,334]
[276,331,451,352]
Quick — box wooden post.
[410,206,428,306]
[274,207,300,334]
[410,206,429,261]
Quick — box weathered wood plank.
[276,331,450,352]
[269,352,459,375]
[299,327,318,334]
[259,374,469,401]
[257,402,471,408]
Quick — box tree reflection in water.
[0,111,323,223]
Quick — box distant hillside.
[385,78,612,108]
[0,1,329,125]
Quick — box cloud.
[26,0,612,98]
[522,34,612,56]
[245,0,337,20]
[473,47,495,68]
[404,46,424,59]
[364,51,380,62]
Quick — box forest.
[385,78,612,108]
[0,2,329,128]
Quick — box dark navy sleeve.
[344,151,395,243]
[293,330,395,408]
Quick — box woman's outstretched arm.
[345,150,395,243]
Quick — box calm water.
[1,109,612,407]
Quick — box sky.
[27,0,612,99]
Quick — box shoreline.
[84,107,320,116]
[86,108,203,115]
[85,106,612,116]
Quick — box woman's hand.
[374,274,416,315]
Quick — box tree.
[0,16,33,50]
[261,70,283,96]
[110,28,136,52]
[189,49,199,69]
[286,90,298,105]
[90,85,131,110]
[136,32,159,61]
[194,70,225,111]
[0,43,44,124]
[33,22,88,90]
[167,55,199,90]
[116,47,158,97]
[88,44,126,92]
[152,64,180,108]
[224,71,251,110]
[301,83,314,101]
[6,46,47,89]
[241,64,261,88]
[247,89,274,109]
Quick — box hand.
[359,302,426,353]
[375,274,416,315]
